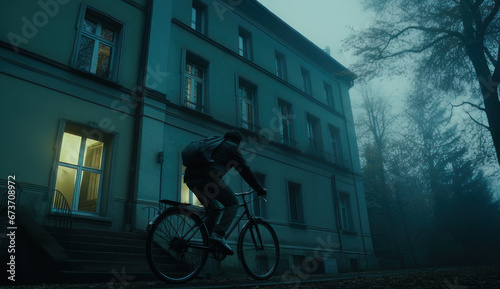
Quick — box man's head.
[224,131,243,145]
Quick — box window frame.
[237,77,258,131]
[301,67,312,95]
[277,99,294,146]
[324,82,334,109]
[275,51,287,80]
[339,192,353,231]
[328,125,343,165]
[72,5,124,82]
[180,163,203,207]
[246,173,267,219]
[51,121,114,216]
[182,50,210,113]
[238,27,252,60]
[191,0,207,35]
[287,181,305,224]
[306,113,323,156]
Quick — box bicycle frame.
[149,191,263,253]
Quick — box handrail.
[48,189,73,248]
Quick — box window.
[275,51,286,79]
[324,82,334,109]
[278,99,294,146]
[238,27,252,60]
[191,0,207,34]
[306,114,322,156]
[74,8,122,80]
[180,165,202,206]
[288,182,304,224]
[238,79,257,131]
[53,123,109,213]
[301,67,312,95]
[249,174,267,218]
[329,125,343,165]
[183,52,208,112]
[339,193,352,231]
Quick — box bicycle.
[145,190,280,283]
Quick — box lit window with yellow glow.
[180,165,202,206]
[53,124,105,213]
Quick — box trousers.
[185,178,239,236]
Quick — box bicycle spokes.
[146,209,209,283]
[238,220,279,279]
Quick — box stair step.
[66,241,145,254]
[66,249,146,262]
[52,233,147,247]
[55,270,157,282]
[64,259,152,272]
[44,226,147,240]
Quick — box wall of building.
[0,0,147,230]
[133,0,376,273]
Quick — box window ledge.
[71,67,123,89]
[289,222,307,229]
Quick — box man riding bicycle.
[183,131,267,255]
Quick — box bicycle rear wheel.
[146,207,209,283]
[238,219,279,279]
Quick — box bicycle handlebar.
[234,190,256,197]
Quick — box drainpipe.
[126,0,153,232]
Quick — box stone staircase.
[45,227,156,282]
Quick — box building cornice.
[228,0,357,83]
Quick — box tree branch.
[477,0,500,39]
[494,43,500,82]
[376,34,458,60]
[452,101,486,111]
[465,111,490,130]
[389,25,465,42]
[484,45,498,66]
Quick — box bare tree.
[345,0,500,167]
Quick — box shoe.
[210,233,234,255]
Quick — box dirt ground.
[6,266,500,289]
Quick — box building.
[0,0,376,282]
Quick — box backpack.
[181,136,225,167]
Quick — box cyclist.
[184,130,267,255]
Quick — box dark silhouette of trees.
[345,0,500,168]
[356,84,500,268]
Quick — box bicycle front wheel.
[146,207,209,283]
[238,219,279,279]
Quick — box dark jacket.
[184,139,265,194]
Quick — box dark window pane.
[76,36,95,72]
[96,43,112,78]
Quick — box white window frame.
[329,125,343,165]
[191,0,207,34]
[339,192,352,231]
[238,78,257,131]
[278,99,293,146]
[275,51,286,79]
[245,173,267,219]
[182,51,209,113]
[180,164,202,207]
[185,62,205,111]
[324,82,334,109]
[72,6,123,81]
[301,67,312,95]
[52,123,108,214]
[238,27,252,60]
